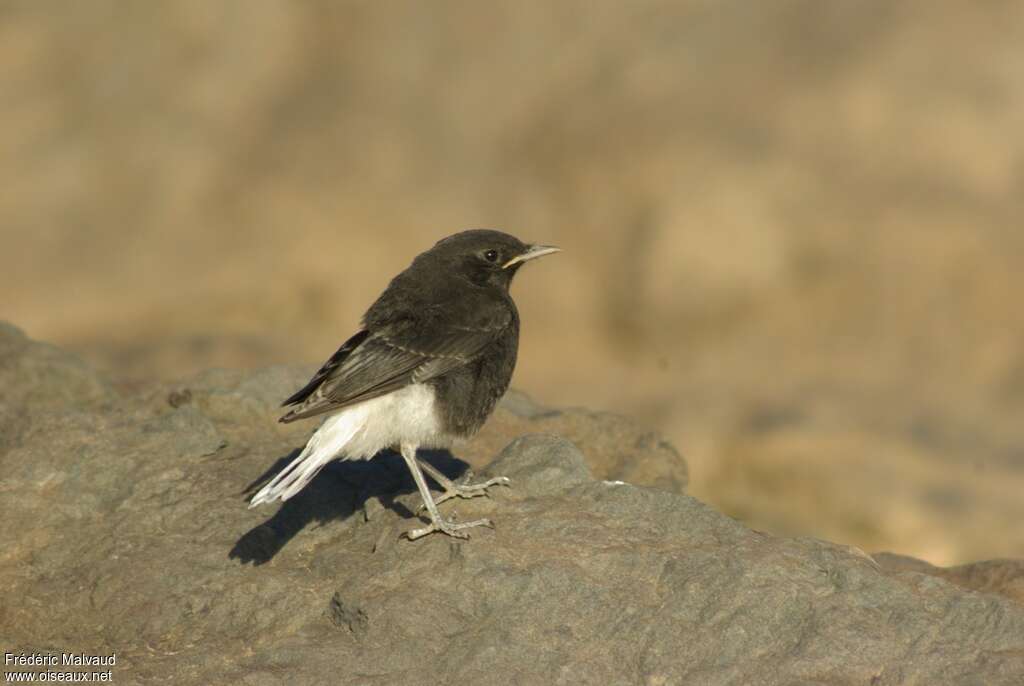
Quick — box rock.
[0,322,114,411]
[485,434,592,496]
[0,323,116,454]
[464,390,689,493]
[327,591,369,637]
[875,552,1024,605]
[2,325,1024,684]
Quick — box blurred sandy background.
[3,1,1022,566]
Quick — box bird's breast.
[431,319,519,437]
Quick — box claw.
[417,475,512,513]
[400,452,508,541]
[403,516,493,541]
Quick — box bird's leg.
[415,458,511,510]
[399,443,494,540]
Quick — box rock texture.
[874,553,1024,606]
[2,323,1023,685]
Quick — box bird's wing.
[280,329,370,407]
[279,310,510,423]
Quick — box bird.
[248,229,560,540]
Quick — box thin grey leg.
[416,458,511,509]
[399,443,494,540]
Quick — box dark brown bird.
[249,229,559,540]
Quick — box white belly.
[250,383,451,507]
[318,382,451,460]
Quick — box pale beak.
[502,244,561,269]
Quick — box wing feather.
[279,310,509,423]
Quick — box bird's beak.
[503,244,561,269]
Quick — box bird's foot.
[403,512,494,541]
[418,475,512,512]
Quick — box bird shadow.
[228,447,472,565]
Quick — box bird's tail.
[249,411,362,507]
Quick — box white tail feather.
[248,410,364,508]
[247,383,446,508]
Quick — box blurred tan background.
[3,1,1023,566]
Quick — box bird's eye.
[483,249,499,263]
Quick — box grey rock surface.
[486,434,592,496]
[466,389,690,494]
[874,552,1024,606]
[2,323,1023,685]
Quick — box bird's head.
[425,229,560,290]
